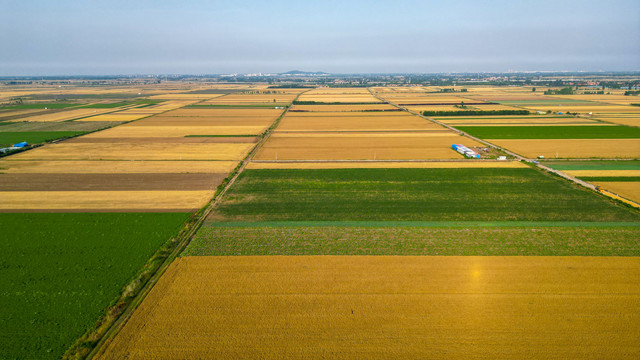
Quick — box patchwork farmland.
[1,80,639,360]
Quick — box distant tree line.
[624,90,640,96]
[544,87,574,95]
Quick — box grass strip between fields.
[579,176,640,182]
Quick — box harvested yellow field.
[0,190,214,210]
[8,108,118,122]
[201,94,298,104]
[565,170,640,177]
[0,160,238,174]
[594,182,640,203]
[85,125,267,137]
[406,105,471,112]
[291,104,397,112]
[160,108,283,118]
[525,105,640,114]
[594,117,640,127]
[472,104,526,111]
[0,109,44,118]
[441,118,606,126]
[11,142,253,161]
[255,133,477,160]
[79,114,150,122]
[147,93,226,100]
[276,114,445,132]
[289,110,411,117]
[489,139,640,159]
[297,94,381,103]
[247,160,527,169]
[96,256,640,360]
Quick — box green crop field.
[578,176,640,182]
[0,131,85,146]
[0,212,189,360]
[186,224,640,256]
[210,168,640,222]
[455,125,640,139]
[543,160,640,170]
[0,103,79,110]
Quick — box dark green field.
[0,131,85,146]
[455,125,640,139]
[579,176,640,182]
[0,212,189,360]
[186,224,640,256]
[0,103,78,110]
[210,168,639,222]
[544,160,640,170]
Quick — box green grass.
[0,212,189,360]
[579,177,640,182]
[543,160,640,171]
[211,168,640,222]
[455,125,640,139]
[0,131,85,146]
[185,225,640,256]
[0,103,78,110]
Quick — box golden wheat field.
[489,139,640,158]
[593,182,640,203]
[10,142,254,161]
[291,104,398,111]
[246,160,528,169]
[0,160,238,173]
[84,125,268,137]
[0,190,214,210]
[276,114,446,132]
[80,114,150,122]
[160,108,283,118]
[95,256,640,360]
[296,94,382,103]
[254,133,477,160]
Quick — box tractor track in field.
[81,90,309,360]
[368,88,640,209]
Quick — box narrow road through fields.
[368,88,640,208]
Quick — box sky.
[1,0,639,75]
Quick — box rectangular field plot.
[489,139,640,159]
[96,256,640,360]
[456,125,640,139]
[0,160,238,174]
[0,190,215,211]
[188,224,640,256]
[209,168,639,222]
[254,133,476,160]
[291,103,398,112]
[9,142,253,160]
[594,181,640,203]
[0,212,189,360]
[246,160,527,170]
[276,114,445,132]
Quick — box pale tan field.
[291,104,397,112]
[441,117,606,126]
[406,105,471,112]
[201,94,298,104]
[565,170,640,177]
[247,160,527,169]
[0,190,214,210]
[303,88,370,94]
[96,256,640,360]
[593,182,640,203]
[593,116,640,127]
[288,111,412,117]
[0,160,238,174]
[0,109,45,118]
[489,139,640,159]
[254,133,477,160]
[297,94,382,103]
[85,125,268,137]
[554,95,640,105]
[131,117,276,127]
[472,104,527,111]
[525,105,640,114]
[148,93,226,100]
[160,108,283,118]
[276,114,445,132]
[8,108,119,122]
[11,142,253,161]
[79,114,150,122]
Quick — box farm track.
[369,89,640,209]
[84,90,309,360]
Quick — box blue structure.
[13,142,28,148]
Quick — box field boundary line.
[83,89,310,360]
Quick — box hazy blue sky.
[1,0,638,75]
